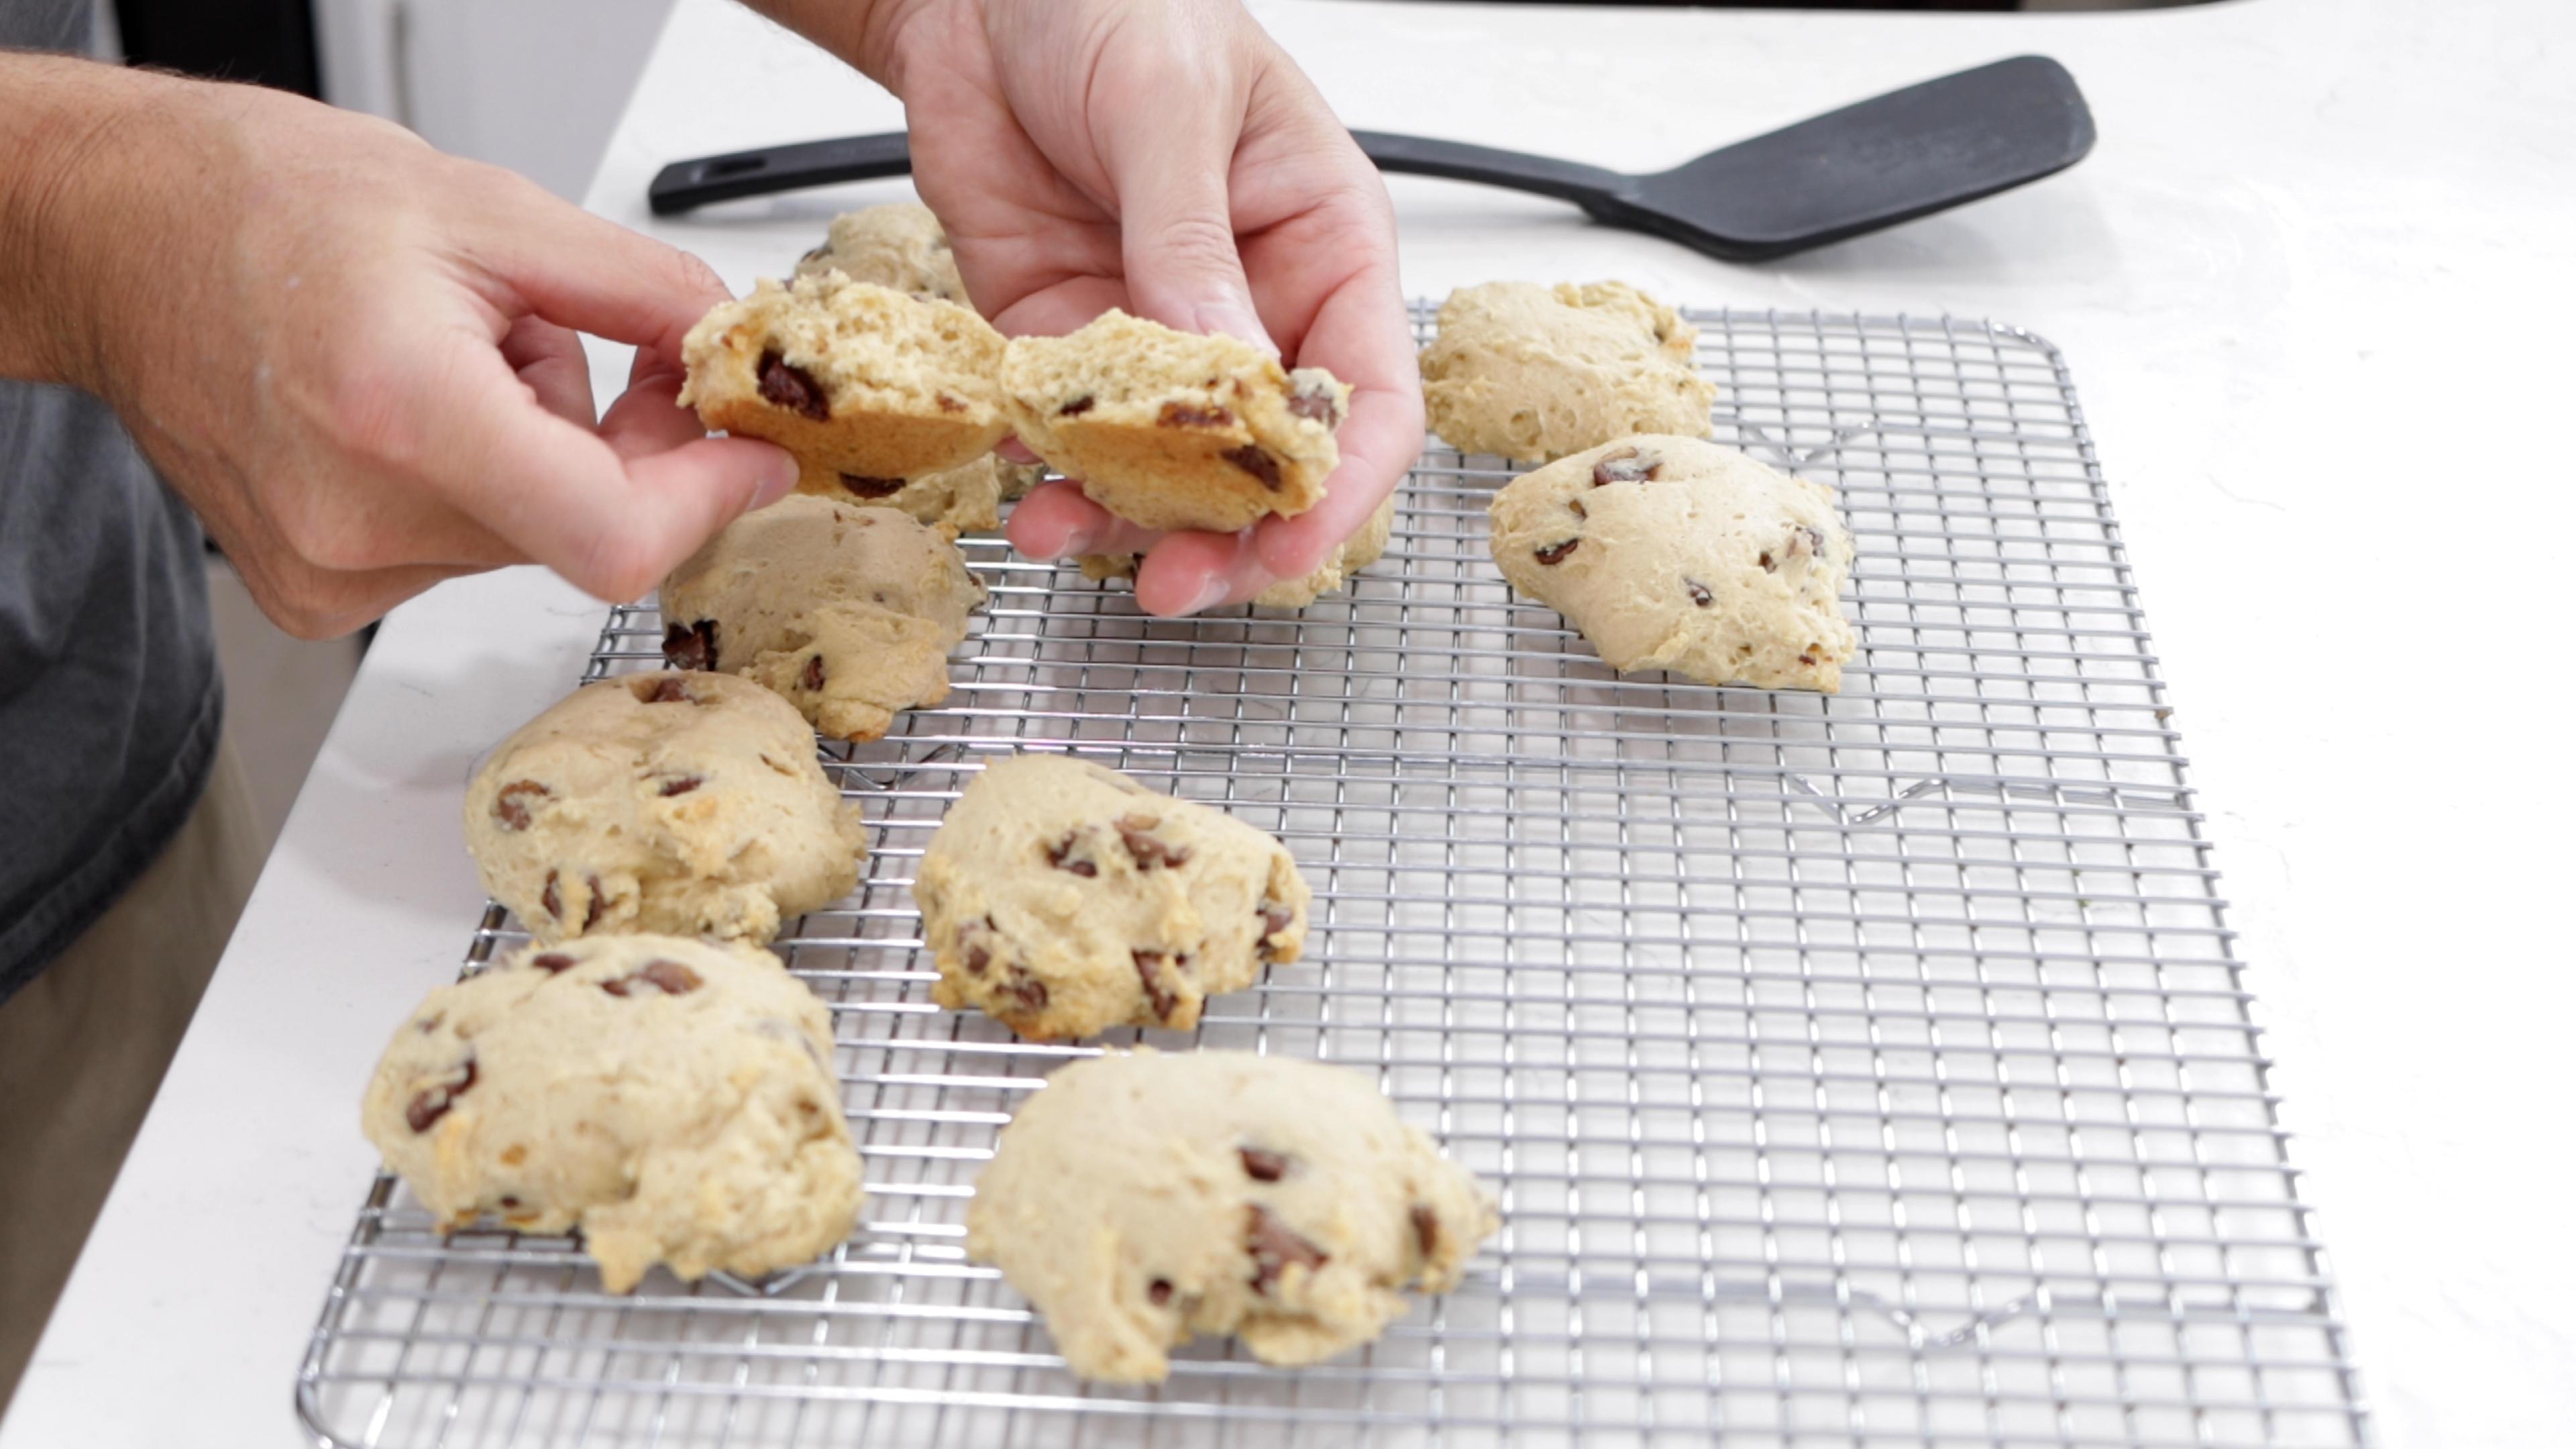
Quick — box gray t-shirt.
[1,0,222,1001]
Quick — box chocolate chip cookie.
[798,451,1005,537]
[682,272,1008,484]
[912,755,1310,1040]
[999,310,1348,532]
[1419,281,1717,462]
[660,494,986,741]
[792,202,967,303]
[1487,435,1858,691]
[1079,490,1399,609]
[361,934,861,1293]
[464,670,865,943]
[966,1049,1497,1382]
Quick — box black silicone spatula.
[646,54,2092,262]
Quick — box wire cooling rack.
[298,306,2367,1448]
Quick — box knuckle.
[1142,209,1242,276]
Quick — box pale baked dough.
[1000,310,1346,532]
[463,670,865,943]
[660,494,985,742]
[1079,490,1399,609]
[793,202,967,303]
[1488,435,1857,691]
[967,1049,1498,1382]
[1419,281,1716,462]
[361,934,861,1293]
[913,755,1309,1040]
[682,273,1008,483]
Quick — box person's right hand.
[0,58,794,639]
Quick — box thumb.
[1103,91,1273,352]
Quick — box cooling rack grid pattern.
[298,306,2368,1448]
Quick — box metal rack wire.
[297,306,2367,1448]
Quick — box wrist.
[0,56,168,388]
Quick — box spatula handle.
[649,133,914,215]
[1342,132,1627,209]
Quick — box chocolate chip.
[1533,539,1580,566]
[800,243,831,264]
[1045,833,1097,877]
[802,655,826,692]
[659,775,704,797]
[962,916,995,975]
[1758,551,1776,572]
[1566,498,1587,520]
[965,942,991,974]
[1133,950,1179,1022]
[1221,445,1283,491]
[529,953,575,974]
[1256,903,1295,962]
[1800,525,1828,561]
[839,474,905,498]
[1244,1204,1328,1294]
[999,970,1049,1016]
[583,876,604,932]
[1685,578,1713,607]
[1115,815,1191,871]
[661,620,719,673]
[1148,1278,1174,1306]
[1238,1146,1289,1182]
[494,780,549,831]
[1411,1203,1439,1258]
[604,959,702,997]
[405,1057,476,1134]
[1286,382,1341,427]
[1059,395,1095,417]
[755,349,829,420]
[541,869,563,921]
[1158,402,1233,428]
[934,394,966,413]
[1799,652,1819,666]
[1591,447,1661,486]
[498,1194,521,1210]
[643,676,693,704]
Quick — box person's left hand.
[780,0,1424,615]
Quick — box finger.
[598,354,773,468]
[1005,478,1161,559]
[501,315,597,428]
[457,168,733,359]
[996,436,1042,466]
[1092,50,1272,349]
[1132,528,1273,618]
[415,331,794,600]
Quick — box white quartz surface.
[7,1,2571,1444]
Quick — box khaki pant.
[0,737,261,1413]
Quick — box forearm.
[732,0,932,90]
[0,52,166,388]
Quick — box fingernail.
[1182,575,1233,616]
[752,451,798,508]
[1193,301,1277,356]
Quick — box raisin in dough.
[1080,490,1399,610]
[1000,310,1348,532]
[362,934,861,1293]
[967,1049,1498,1382]
[1488,435,1858,692]
[793,202,967,303]
[913,755,1310,1040]
[1419,281,1717,463]
[464,671,865,943]
[682,272,1007,483]
[802,451,1005,537]
[661,495,987,741]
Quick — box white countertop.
[8,1,2571,1444]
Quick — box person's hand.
[0,59,794,639]
[808,0,1424,616]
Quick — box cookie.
[792,202,967,303]
[1487,435,1857,691]
[681,272,1008,483]
[999,310,1348,532]
[996,457,1046,501]
[798,450,1003,537]
[660,494,986,742]
[912,755,1310,1040]
[1419,281,1717,462]
[966,1049,1497,1382]
[361,934,861,1293]
[464,670,866,943]
[1079,490,1399,609]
